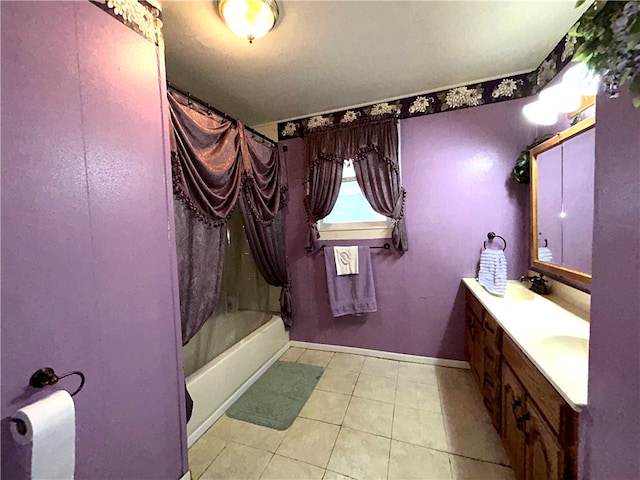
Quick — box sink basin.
[504,284,536,301]
[541,335,589,354]
[540,335,589,371]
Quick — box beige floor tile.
[352,373,396,404]
[398,362,439,385]
[327,427,390,480]
[439,379,487,421]
[208,415,287,453]
[298,349,335,367]
[316,367,359,395]
[449,454,516,480]
[361,356,399,379]
[201,442,272,480]
[300,389,351,425]
[323,470,356,480]
[388,440,452,480]
[396,378,442,413]
[327,353,366,372]
[436,366,476,393]
[392,405,448,451]
[260,454,325,480]
[343,396,394,437]
[276,417,340,468]
[188,431,227,480]
[280,347,306,362]
[442,409,510,465]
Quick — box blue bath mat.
[226,361,323,430]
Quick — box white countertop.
[463,278,589,411]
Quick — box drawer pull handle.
[512,399,530,430]
[484,321,495,334]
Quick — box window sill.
[319,226,392,241]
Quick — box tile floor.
[189,348,515,480]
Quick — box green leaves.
[570,0,640,106]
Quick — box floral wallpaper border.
[90,0,163,46]
[278,33,576,140]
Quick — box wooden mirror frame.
[530,115,595,286]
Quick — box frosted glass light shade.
[522,100,558,126]
[539,84,582,113]
[563,63,601,96]
[219,0,279,43]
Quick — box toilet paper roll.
[10,390,75,480]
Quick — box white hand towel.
[478,249,508,296]
[334,246,359,275]
[538,247,553,262]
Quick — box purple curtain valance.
[168,91,287,226]
[304,116,408,252]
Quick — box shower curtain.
[168,89,290,420]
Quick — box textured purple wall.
[1,3,186,479]
[537,146,563,263]
[562,128,595,274]
[283,98,534,359]
[580,88,640,478]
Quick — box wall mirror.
[530,115,595,287]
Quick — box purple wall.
[562,128,595,274]
[580,88,640,478]
[283,98,534,359]
[1,3,186,479]
[537,146,563,263]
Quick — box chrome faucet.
[520,273,551,295]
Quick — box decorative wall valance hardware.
[91,0,163,46]
[278,33,576,140]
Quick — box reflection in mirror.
[531,116,595,286]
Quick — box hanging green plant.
[511,137,553,185]
[569,0,640,106]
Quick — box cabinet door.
[464,306,475,361]
[468,309,484,387]
[502,364,527,480]
[526,401,564,480]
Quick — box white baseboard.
[187,342,290,447]
[179,471,191,480]
[289,341,470,370]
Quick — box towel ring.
[483,232,507,251]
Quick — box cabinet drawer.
[503,336,564,436]
[484,344,501,378]
[482,312,502,349]
[465,288,484,322]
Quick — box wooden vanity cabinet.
[464,288,579,480]
[464,290,484,387]
[464,290,502,431]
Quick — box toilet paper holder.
[10,368,85,436]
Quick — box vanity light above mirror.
[523,63,600,126]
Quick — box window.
[319,160,392,240]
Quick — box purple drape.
[239,196,292,325]
[168,90,290,345]
[304,116,408,251]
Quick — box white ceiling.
[162,1,590,126]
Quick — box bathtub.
[185,315,289,446]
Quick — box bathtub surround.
[1,2,187,478]
[186,317,289,446]
[283,97,534,360]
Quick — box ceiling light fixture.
[218,0,279,44]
